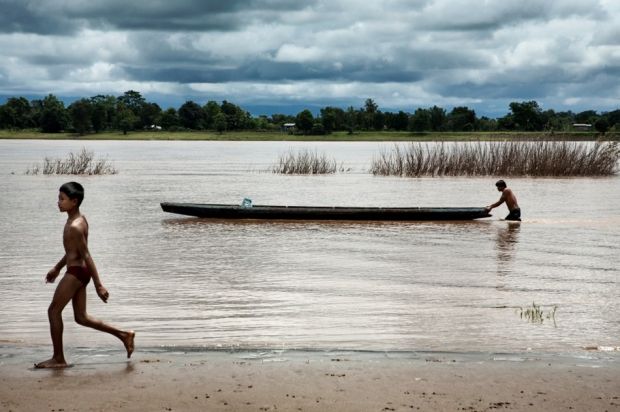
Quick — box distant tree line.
[0,91,618,135]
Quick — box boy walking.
[36,182,134,368]
[485,180,522,221]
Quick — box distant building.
[572,123,592,131]
[282,123,296,132]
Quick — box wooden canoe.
[160,202,492,221]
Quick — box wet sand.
[1,350,619,412]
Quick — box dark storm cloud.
[0,0,318,34]
[420,1,607,32]
[124,60,423,83]
[0,0,78,34]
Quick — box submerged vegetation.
[26,148,117,175]
[370,141,620,177]
[271,149,342,174]
[517,302,557,326]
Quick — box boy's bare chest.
[62,223,89,250]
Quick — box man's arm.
[69,225,109,303]
[486,192,506,210]
[46,256,66,283]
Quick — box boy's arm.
[46,256,66,283]
[70,225,109,303]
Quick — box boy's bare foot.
[123,331,135,358]
[35,358,69,369]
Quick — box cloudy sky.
[1,0,619,117]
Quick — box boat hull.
[160,202,492,221]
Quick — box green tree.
[117,90,147,129]
[2,97,33,128]
[497,114,516,130]
[447,106,477,131]
[296,109,314,134]
[220,100,252,130]
[90,95,116,132]
[159,108,180,130]
[508,101,544,131]
[345,106,357,134]
[320,107,337,133]
[254,115,273,131]
[203,100,222,129]
[140,102,162,128]
[372,111,385,131]
[311,121,326,135]
[363,98,379,130]
[117,90,145,115]
[116,102,138,135]
[574,110,597,124]
[385,111,409,131]
[68,98,93,135]
[178,100,204,129]
[428,106,447,131]
[0,105,13,129]
[544,111,574,132]
[39,94,68,133]
[364,98,378,113]
[604,109,620,129]
[214,112,227,134]
[478,116,498,132]
[409,108,431,132]
[320,106,346,131]
[594,117,610,135]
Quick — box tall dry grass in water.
[271,149,342,174]
[370,141,620,177]
[26,148,117,175]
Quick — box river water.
[0,140,618,354]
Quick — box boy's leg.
[35,275,83,368]
[71,287,135,358]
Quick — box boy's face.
[57,192,77,212]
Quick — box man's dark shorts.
[505,208,521,221]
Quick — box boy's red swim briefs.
[66,266,91,286]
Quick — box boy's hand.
[96,285,109,303]
[46,268,60,283]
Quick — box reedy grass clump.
[26,148,117,175]
[370,141,620,177]
[271,149,342,174]
[517,302,557,326]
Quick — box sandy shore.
[1,348,619,412]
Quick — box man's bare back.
[499,188,519,211]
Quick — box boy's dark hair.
[495,179,507,189]
[59,182,85,206]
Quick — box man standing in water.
[36,182,134,368]
[485,179,522,221]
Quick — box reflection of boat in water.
[160,202,492,221]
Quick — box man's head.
[495,179,507,191]
[59,181,84,207]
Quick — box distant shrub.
[26,148,117,175]
[370,141,619,177]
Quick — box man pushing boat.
[485,180,521,221]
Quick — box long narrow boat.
[160,202,492,221]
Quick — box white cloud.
[274,44,325,63]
